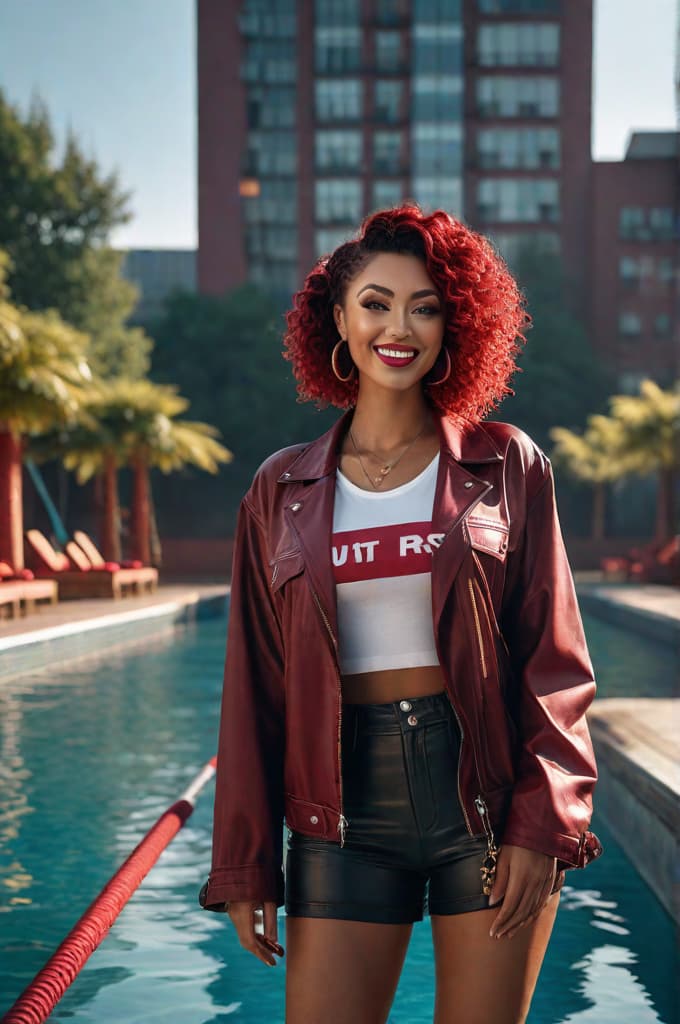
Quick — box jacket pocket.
[269,549,305,593]
[465,518,509,562]
[284,793,332,835]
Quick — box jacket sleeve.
[500,459,603,871]
[202,494,286,909]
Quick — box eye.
[362,300,388,311]
[415,305,440,316]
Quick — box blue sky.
[0,0,676,249]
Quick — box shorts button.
[399,700,412,711]
[309,814,319,824]
[407,715,418,726]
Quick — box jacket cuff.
[500,817,603,869]
[203,864,285,909]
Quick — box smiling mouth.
[373,344,418,367]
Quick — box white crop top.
[332,452,445,675]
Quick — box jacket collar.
[277,404,503,483]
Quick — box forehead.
[351,251,436,292]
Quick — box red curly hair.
[282,203,530,424]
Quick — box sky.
[0,0,676,250]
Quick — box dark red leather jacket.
[203,406,603,910]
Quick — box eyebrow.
[356,284,440,301]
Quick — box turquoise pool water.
[0,613,677,1023]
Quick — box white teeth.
[376,347,416,359]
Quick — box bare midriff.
[341,664,446,705]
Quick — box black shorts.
[284,690,564,925]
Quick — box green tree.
[0,89,151,379]
[0,251,93,569]
[31,378,233,565]
[608,379,680,541]
[148,284,337,536]
[491,246,613,450]
[550,415,627,540]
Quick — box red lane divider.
[2,756,217,1024]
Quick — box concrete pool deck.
[575,578,679,923]
[0,583,228,682]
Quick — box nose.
[385,319,412,340]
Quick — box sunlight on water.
[0,615,677,1023]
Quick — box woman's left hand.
[487,844,557,940]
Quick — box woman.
[200,204,603,1023]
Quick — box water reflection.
[0,616,677,1022]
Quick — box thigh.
[430,890,561,1024]
[284,916,413,1024]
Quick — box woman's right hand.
[227,900,285,967]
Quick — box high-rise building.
[591,131,679,392]
[197,0,591,305]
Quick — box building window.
[412,123,463,176]
[375,31,405,72]
[654,313,671,335]
[477,0,561,12]
[477,178,559,222]
[478,23,560,67]
[315,0,360,23]
[241,39,297,83]
[375,80,404,122]
[477,128,560,168]
[244,179,297,224]
[316,226,356,256]
[489,231,560,264]
[315,26,361,72]
[619,312,642,336]
[413,75,463,120]
[414,0,463,17]
[658,258,675,285]
[619,256,641,289]
[413,24,463,73]
[315,130,362,171]
[245,132,297,175]
[477,77,559,117]
[376,0,411,24]
[412,176,463,215]
[372,180,404,208]
[649,207,675,240]
[373,131,403,173]
[315,79,363,120]
[315,179,363,223]
[247,86,296,128]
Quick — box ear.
[333,302,345,338]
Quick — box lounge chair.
[25,529,158,600]
[0,564,58,618]
[71,529,144,570]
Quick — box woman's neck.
[347,394,436,456]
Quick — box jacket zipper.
[475,795,499,895]
[467,577,488,679]
[309,584,348,847]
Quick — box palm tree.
[550,415,628,541]
[32,378,232,565]
[608,379,679,542]
[0,252,92,569]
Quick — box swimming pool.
[0,613,677,1023]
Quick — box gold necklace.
[348,417,429,490]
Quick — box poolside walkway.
[574,578,679,922]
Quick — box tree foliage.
[147,284,337,535]
[0,89,152,379]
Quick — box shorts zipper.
[309,583,347,848]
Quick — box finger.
[489,874,524,937]
[500,875,554,939]
[492,878,539,938]
[263,901,280,947]
[229,905,276,966]
[488,851,509,907]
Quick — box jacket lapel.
[277,406,505,650]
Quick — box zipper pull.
[475,795,499,897]
[338,814,348,848]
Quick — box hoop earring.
[425,346,451,387]
[331,338,356,383]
